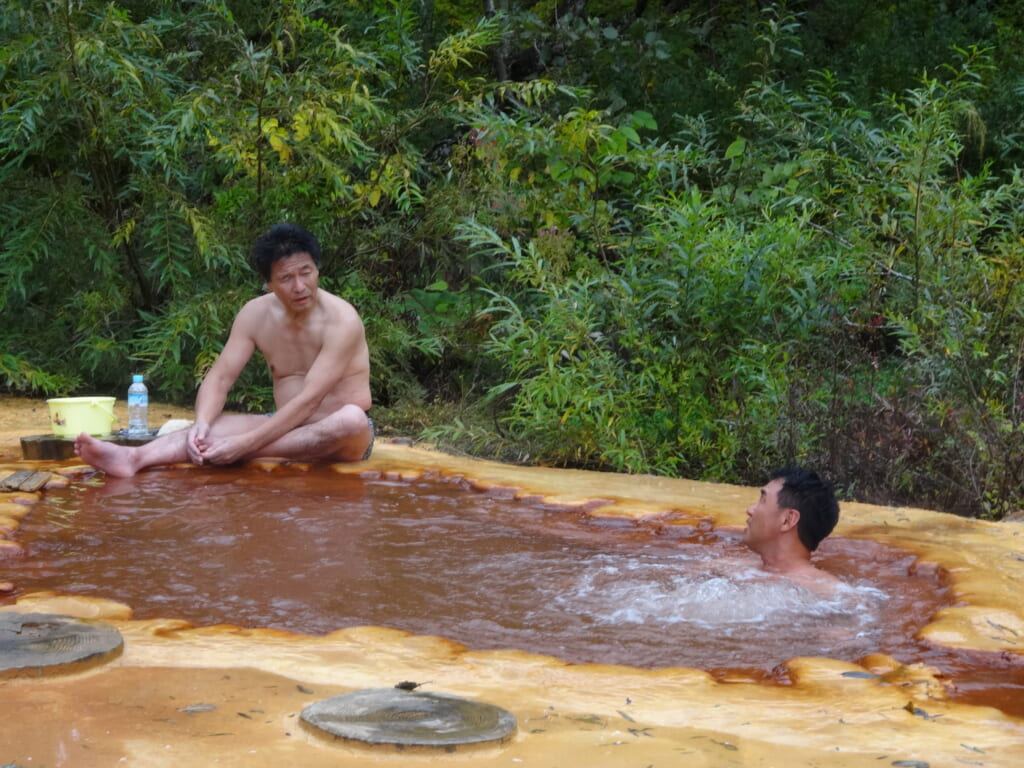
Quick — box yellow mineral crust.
[1,397,1023,767]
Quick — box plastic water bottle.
[127,374,149,436]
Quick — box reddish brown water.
[3,466,1021,714]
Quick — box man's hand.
[198,434,249,466]
[187,421,211,465]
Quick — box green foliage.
[0,0,503,407]
[454,194,850,480]
[4,1,1024,519]
[422,11,1024,519]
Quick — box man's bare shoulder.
[783,563,842,597]
[232,293,279,329]
[236,292,279,312]
[317,290,362,319]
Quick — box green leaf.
[725,137,746,160]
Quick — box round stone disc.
[301,688,517,749]
[0,613,123,679]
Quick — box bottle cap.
[132,374,144,383]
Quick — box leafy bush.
[0,0,502,407]
[5,1,1024,519]
[427,12,1024,518]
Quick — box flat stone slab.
[301,688,517,749]
[0,613,124,679]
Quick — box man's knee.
[318,405,372,461]
[336,404,370,433]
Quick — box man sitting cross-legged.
[75,223,373,478]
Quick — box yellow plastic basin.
[45,396,116,437]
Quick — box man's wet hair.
[770,467,839,552]
[251,223,321,281]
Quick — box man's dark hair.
[251,223,321,281]
[770,467,839,552]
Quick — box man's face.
[268,252,319,313]
[743,477,791,553]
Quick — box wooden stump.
[20,432,157,461]
[1,469,53,492]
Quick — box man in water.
[743,467,840,593]
[75,223,373,478]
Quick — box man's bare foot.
[74,433,139,478]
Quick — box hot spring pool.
[6,465,949,677]
[2,427,1024,767]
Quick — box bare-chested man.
[75,223,373,478]
[743,467,841,594]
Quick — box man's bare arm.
[187,304,259,463]
[195,302,261,419]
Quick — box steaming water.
[6,467,941,672]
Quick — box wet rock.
[0,612,123,679]
[301,688,516,750]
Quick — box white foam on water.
[545,550,889,642]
